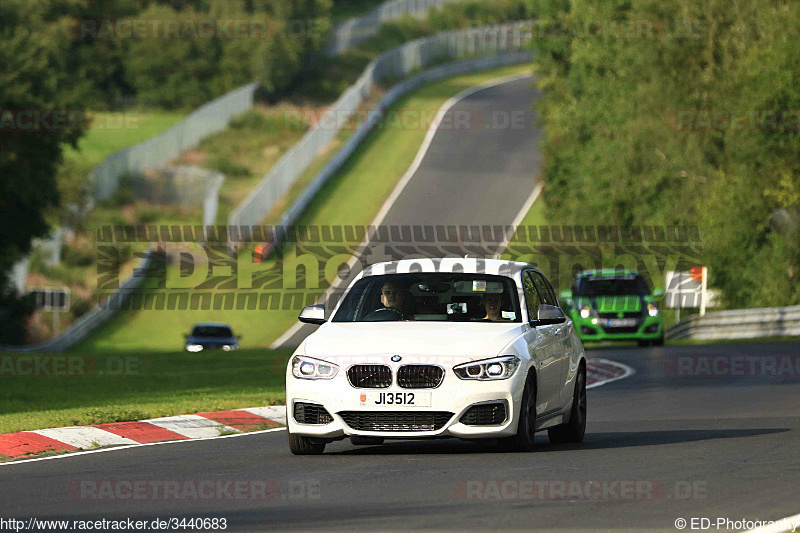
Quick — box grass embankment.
[0,349,290,434]
[64,111,188,170]
[0,64,532,434]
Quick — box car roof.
[361,258,540,278]
[192,322,232,328]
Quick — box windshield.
[191,326,233,338]
[332,273,521,323]
[574,274,650,296]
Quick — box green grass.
[0,349,290,434]
[65,111,187,169]
[72,63,533,353]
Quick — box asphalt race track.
[278,74,542,348]
[2,341,798,531]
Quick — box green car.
[560,270,665,346]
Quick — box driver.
[380,281,407,311]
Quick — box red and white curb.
[587,358,636,389]
[0,406,286,460]
[0,361,634,462]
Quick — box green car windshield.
[574,275,650,296]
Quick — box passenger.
[483,292,506,321]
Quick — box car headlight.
[186,344,203,352]
[291,355,339,380]
[579,305,592,319]
[647,302,659,317]
[453,356,520,381]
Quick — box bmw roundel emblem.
[391,355,402,362]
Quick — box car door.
[521,270,562,415]
[534,272,575,408]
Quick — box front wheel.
[288,431,326,455]
[548,365,587,444]
[499,371,537,452]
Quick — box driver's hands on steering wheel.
[363,307,406,322]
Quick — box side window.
[529,271,556,306]
[542,273,559,307]
[522,271,544,320]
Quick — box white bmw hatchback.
[286,258,587,454]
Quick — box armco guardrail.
[229,22,535,232]
[0,249,154,354]
[665,305,800,341]
[92,83,257,200]
[328,0,465,55]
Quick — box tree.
[0,0,88,342]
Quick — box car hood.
[575,295,644,313]
[303,322,525,364]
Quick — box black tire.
[499,371,537,452]
[548,364,587,444]
[350,436,384,446]
[653,333,665,346]
[288,431,326,455]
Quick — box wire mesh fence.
[133,166,225,227]
[90,83,257,201]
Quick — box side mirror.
[652,287,665,298]
[299,304,326,325]
[531,304,567,326]
[560,289,572,299]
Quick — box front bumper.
[572,314,663,342]
[286,363,526,440]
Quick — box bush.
[62,246,95,268]
[71,297,94,320]
[208,157,251,179]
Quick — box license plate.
[359,392,431,407]
[605,318,637,327]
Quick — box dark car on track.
[184,323,240,352]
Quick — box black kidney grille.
[459,403,507,426]
[396,365,444,388]
[293,402,333,425]
[347,365,392,388]
[339,411,453,432]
